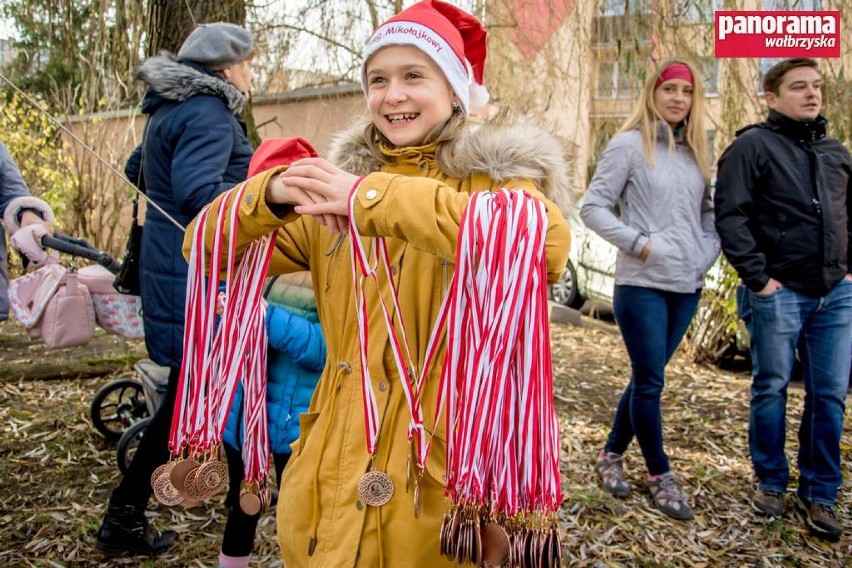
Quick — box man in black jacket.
[715,58,852,542]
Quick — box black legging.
[222,443,288,557]
[111,366,180,507]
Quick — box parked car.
[549,196,617,310]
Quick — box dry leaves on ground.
[0,320,850,566]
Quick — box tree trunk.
[145,0,258,146]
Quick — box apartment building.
[487,0,849,190]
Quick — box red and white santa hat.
[360,0,489,115]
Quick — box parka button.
[365,189,378,200]
[356,500,364,511]
[378,381,387,392]
[245,193,254,204]
[339,361,352,374]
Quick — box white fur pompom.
[469,82,490,112]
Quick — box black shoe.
[794,494,843,542]
[95,500,178,556]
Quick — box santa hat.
[248,137,319,177]
[360,0,489,115]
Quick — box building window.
[599,0,651,17]
[596,60,639,99]
[761,0,821,9]
[699,57,719,97]
[674,0,724,24]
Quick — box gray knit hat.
[177,23,253,71]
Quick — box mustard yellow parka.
[184,111,572,567]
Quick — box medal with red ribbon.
[153,184,278,513]
[347,182,562,567]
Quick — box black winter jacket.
[715,110,851,297]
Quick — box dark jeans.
[222,443,288,557]
[605,285,702,475]
[111,366,179,507]
[738,279,852,505]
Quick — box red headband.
[654,63,693,89]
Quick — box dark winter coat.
[714,110,852,296]
[125,56,253,367]
[223,275,326,455]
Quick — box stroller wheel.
[90,378,149,442]
[116,417,151,475]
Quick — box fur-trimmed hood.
[327,109,574,214]
[135,54,246,115]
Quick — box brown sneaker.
[647,472,693,521]
[594,450,631,498]
[795,495,843,542]
[753,488,786,518]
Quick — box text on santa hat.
[369,25,444,53]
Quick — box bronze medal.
[405,454,411,493]
[412,479,421,519]
[259,480,271,512]
[471,519,483,567]
[439,513,451,557]
[150,462,173,492]
[169,458,200,493]
[448,509,461,561]
[152,471,183,506]
[509,531,521,568]
[549,528,562,568]
[456,522,468,564]
[480,522,511,567]
[183,467,207,501]
[240,489,262,515]
[195,459,228,498]
[536,531,548,568]
[357,470,394,507]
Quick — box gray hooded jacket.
[580,125,719,293]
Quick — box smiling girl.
[581,60,719,521]
[185,1,570,565]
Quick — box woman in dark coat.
[96,22,254,556]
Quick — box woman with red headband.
[581,60,719,520]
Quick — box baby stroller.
[8,232,169,473]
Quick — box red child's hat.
[248,137,319,177]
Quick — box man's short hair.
[763,58,819,94]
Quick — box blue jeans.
[605,285,702,475]
[738,279,852,505]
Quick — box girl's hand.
[281,158,358,230]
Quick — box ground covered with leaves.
[0,318,850,567]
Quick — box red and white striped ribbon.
[347,179,450,471]
[175,183,278,483]
[346,181,562,519]
[442,189,562,518]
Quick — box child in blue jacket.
[218,139,326,568]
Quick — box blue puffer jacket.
[224,275,326,455]
[125,56,253,368]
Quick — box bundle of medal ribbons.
[349,186,563,568]
[154,183,277,515]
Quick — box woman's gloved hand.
[10,223,54,266]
